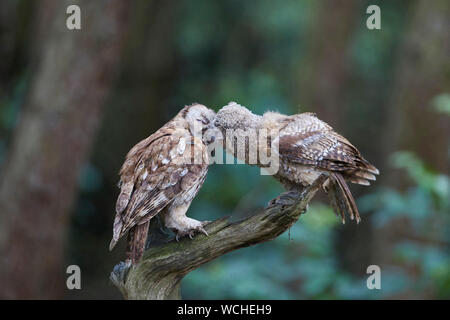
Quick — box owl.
[109,103,217,264]
[215,102,379,224]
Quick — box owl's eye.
[197,117,209,125]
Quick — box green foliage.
[0,72,29,164]
[184,148,450,299]
[359,151,450,298]
[183,204,339,299]
[351,0,409,81]
[432,93,450,115]
[391,151,449,207]
[78,163,103,193]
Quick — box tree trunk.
[294,0,361,126]
[382,0,450,179]
[110,176,326,300]
[0,0,131,299]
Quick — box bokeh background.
[0,0,448,299]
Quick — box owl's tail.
[125,220,151,265]
[327,172,360,224]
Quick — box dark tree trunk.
[294,0,361,127]
[0,0,131,299]
[382,0,450,179]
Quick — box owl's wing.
[278,130,355,170]
[115,128,172,216]
[277,114,378,224]
[110,130,208,250]
[278,114,378,181]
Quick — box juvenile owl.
[215,102,379,224]
[110,104,217,264]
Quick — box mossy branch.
[110,174,327,300]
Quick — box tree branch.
[110,174,327,300]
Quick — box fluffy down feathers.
[215,102,379,224]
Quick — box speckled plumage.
[215,102,379,224]
[110,104,217,264]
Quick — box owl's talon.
[198,226,208,236]
[174,221,209,240]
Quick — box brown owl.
[110,104,217,264]
[215,102,379,224]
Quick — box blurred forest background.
[0,0,448,299]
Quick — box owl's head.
[183,103,217,144]
[215,102,262,131]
